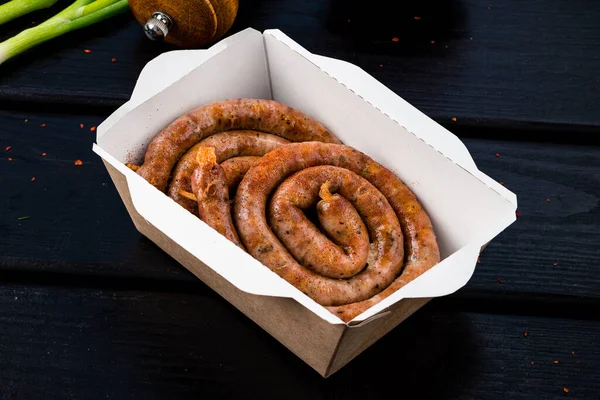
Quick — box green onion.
[17,216,31,220]
[0,0,130,65]
[0,0,59,26]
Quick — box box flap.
[97,28,266,142]
[264,29,517,208]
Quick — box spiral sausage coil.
[133,99,440,322]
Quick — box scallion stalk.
[0,0,130,65]
[0,0,59,26]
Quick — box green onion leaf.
[0,0,59,26]
[0,0,130,65]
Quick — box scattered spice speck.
[40,123,46,128]
[90,126,96,132]
[8,157,13,162]
[80,123,84,129]
[496,278,503,284]
[499,181,504,185]
[84,49,92,54]
[24,119,28,123]
[554,262,558,267]
[488,5,492,10]
[477,257,481,264]
[41,152,47,157]
[516,211,521,218]
[546,198,551,202]
[379,64,383,67]
[451,117,457,122]
[111,57,117,63]
[5,146,11,151]
[430,40,435,44]
[18,216,31,221]
[495,153,500,157]
[563,388,569,393]
[31,177,36,182]
[392,37,399,42]
[414,16,422,20]
[347,18,351,23]
[576,360,580,364]
[531,361,535,365]
[571,351,575,355]
[74,159,83,166]
[553,360,559,364]
[523,331,529,337]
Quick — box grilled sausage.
[234,142,440,321]
[191,147,243,249]
[136,98,341,191]
[168,131,289,214]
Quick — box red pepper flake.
[24,119,28,123]
[8,157,13,162]
[531,361,535,365]
[80,123,84,129]
[495,153,500,157]
[5,146,11,152]
[451,117,457,122]
[392,37,400,42]
[546,198,551,202]
[41,152,47,157]
[90,126,97,132]
[563,388,569,393]
[553,360,559,364]
[379,64,383,67]
[84,49,92,54]
[523,331,529,337]
[347,18,351,23]
[31,21,36,25]
[496,278,503,284]
[74,159,83,166]
[40,123,46,128]
[499,181,504,185]
[516,211,521,218]
[571,351,575,355]
[553,262,558,267]
[477,257,481,264]
[430,40,435,44]
[414,16,422,20]
[111,57,117,63]
[31,177,36,182]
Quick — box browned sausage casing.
[191,147,243,249]
[168,130,290,214]
[234,142,440,322]
[136,99,341,191]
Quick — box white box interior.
[94,28,517,325]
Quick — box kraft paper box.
[92,28,517,377]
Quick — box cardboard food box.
[92,28,517,377]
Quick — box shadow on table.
[322,305,480,398]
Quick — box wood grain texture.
[0,0,599,131]
[0,283,598,399]
[1,112,599,306]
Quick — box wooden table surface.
[1,0,599,399]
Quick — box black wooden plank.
[0,111,188,281]
[0,282,598,399]
[1,0,599,131]
[1,111,599,302]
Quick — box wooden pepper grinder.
[129,0,239,48]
